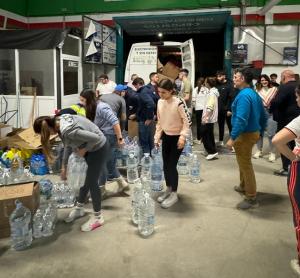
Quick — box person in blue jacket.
[226,68,267,210]
[132,77,155,154]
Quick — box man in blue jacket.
[132,77,155,154]
[226,68,267,210]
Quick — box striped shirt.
[256,87,277,108]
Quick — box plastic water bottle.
[42,203,57,237]
[183,139,193,156]
[67,153,87,194]
[141,176,152,196]
[177,154,189,175]
[127,153,139,184]
[132,179,143,225]
[189,154,201,183]
[141,153,152,179]
[9,200,32,251]
[151,156,163,191]
[10,154,24,183]
[33,208,44,239]
[138,193,155,237]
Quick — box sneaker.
[81,214,104,232]
[274,169,289,177]
[157,189,171,203]
[114,176,130,192]
[65,207,85,223]
[236,198,259,210]
[206,153,218,160]
[161,192,178,208]
[193,139,201,145]
[290,259,300,275]
[234,185,245,193]
[268,152,276,162]
[253,150,262,159]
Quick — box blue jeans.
[138,121,154,154]
[98,134,120,185]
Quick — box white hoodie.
[202,87,220,124]
[192,86,209,111]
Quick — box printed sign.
[232,44,248,65]
[283,47,298,65]
[130,47,157,65]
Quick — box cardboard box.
[157,73,175,83]
[0,182,40,238]
[128,120,138,138]
[0,124,13,138]
[161,62,180,80]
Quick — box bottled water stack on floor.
[150,148,163,192]
[138,192,155,237]
[9,200,33,251]
[52,182,75,208]
[141,153,152,180]
[131,179,143,225]
[127,153,139,184]
[177,139,193,176]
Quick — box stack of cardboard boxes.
[157,60,180,83]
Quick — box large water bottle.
[189,154,201,183]
[177,154,189,175]
[131,179,143,225]
[127,153,139,184]
[138,193,155,237]
[32,208,44,239]
[10,154,24,183]
[67,153,87,194]
[9,200,32,251]
[151,156,163,192]
[42,202,57,237]
[141,153,152,179]
[141,176,152,196]
[183,139,193,156]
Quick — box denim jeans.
[98,133,120,185]
[138,121,154,154]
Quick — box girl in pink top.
[154,79,190,209]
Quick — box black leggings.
[162,133,183,192]
[195,110,203,140]
[218,110,232,142]
[202,123,217,154]
[78,141,109,212]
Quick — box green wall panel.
[0,1,27,16]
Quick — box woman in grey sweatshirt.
[33,114,109,232]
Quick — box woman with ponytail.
[34,114,109,232]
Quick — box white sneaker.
[268,152,276,162]
[81,214,104,232]
[206,153,218,160]
[253,150,262,159]
[157,189,171,203]
[193,139,201,145]
[64,207,85,223]
[114,176,129,192]
[161,192,178,208]
[290,259,300,276]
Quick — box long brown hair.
[33,116,57,163]
[196,77,205,93]
[205,77,217,89]
[158,79,175,94]
[80,89,97,121]
[256,74,272,91]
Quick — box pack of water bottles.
[67,153,88,195]
[131,178,155,237]
[118,136,141,168]
[51,181,75,208]
[32,202,57,239]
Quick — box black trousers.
[162,133,183,192]
[202,123,217,154]
[218,110,232,142]
[78,141,109,212]
[195,110,203,140]
[278,122,295,171]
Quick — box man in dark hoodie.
[216,70,234,146]
[270,69,299,176]
[133,77,155,154]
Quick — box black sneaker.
[273,169,288,177]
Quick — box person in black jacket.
[216,70,234,146]
[133,77,155,154]
[270,69,299,176]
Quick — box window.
[0,49,16,95]
[62,35,79,56]
[63,60,78,96]
[19,50,54,96]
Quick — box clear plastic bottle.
[151,156,163,192]
[141,153,152,179]
[127,153,139,184]
[141,176,152,196]
[42,202,57,237]
[183,139,193,156]
[131,179,143,225]
[189,154,201,183]
[33,208,44,239]
[177,154,189,175]
[138,193,155,237]
[9,200,32,251]
[10,154,24,183]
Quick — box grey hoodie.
[59,114,106,164]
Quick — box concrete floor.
[0,144,298,278]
